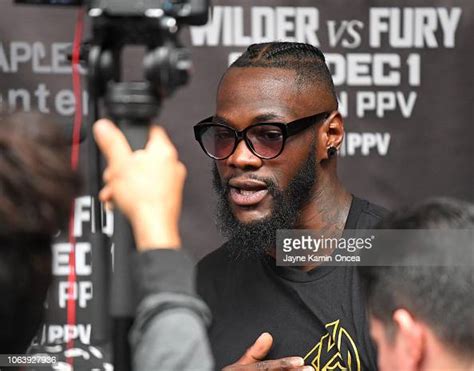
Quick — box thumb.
[146,125,175,154]
[236,332,273,365]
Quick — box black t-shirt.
[197,197,388,370]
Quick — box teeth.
[239,189,256,195]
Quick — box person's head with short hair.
[0,111,80,353]
[194,42,347,258]
[359,198,474,371]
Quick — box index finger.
[254,357,305,369]
[93,119,132,165]
[225,357,305,371]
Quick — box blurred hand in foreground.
[93,119,186,251]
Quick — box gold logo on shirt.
[304,320,361,371]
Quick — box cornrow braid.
[230,42,337,106]
[263,42,325,62]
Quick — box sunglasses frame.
[193,111,330,160]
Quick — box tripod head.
[87,0,208,124]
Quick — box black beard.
[212,147,317,260]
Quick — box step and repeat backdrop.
[1,0,473,369]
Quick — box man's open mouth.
[228,179,269,207]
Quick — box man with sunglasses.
[196,42,388,370]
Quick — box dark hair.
[229,42,337,105]
[359,198,474,359]
[0,112,80,353]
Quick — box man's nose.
[225,139,262,170]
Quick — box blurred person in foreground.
[0,112,80,354]
[359,198,474,371]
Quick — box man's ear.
[392,309,425,370]
[317,111,344,160]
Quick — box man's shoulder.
[196,243,237,299]
[352,197,389,229]
[197,242,231,273]
[362,199,389,220]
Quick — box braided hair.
[230,42,337,105]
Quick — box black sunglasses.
[193,111,330,160]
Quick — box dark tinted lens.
[247,125,284,158]
[199,125,236,159]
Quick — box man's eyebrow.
[213,115,229,124]
[213,113,285,126]
[253,113,284,122]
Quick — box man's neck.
[290,174,352,271]
[299,174,352,232]
[422,334,474,371]
[423,357,474,371]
